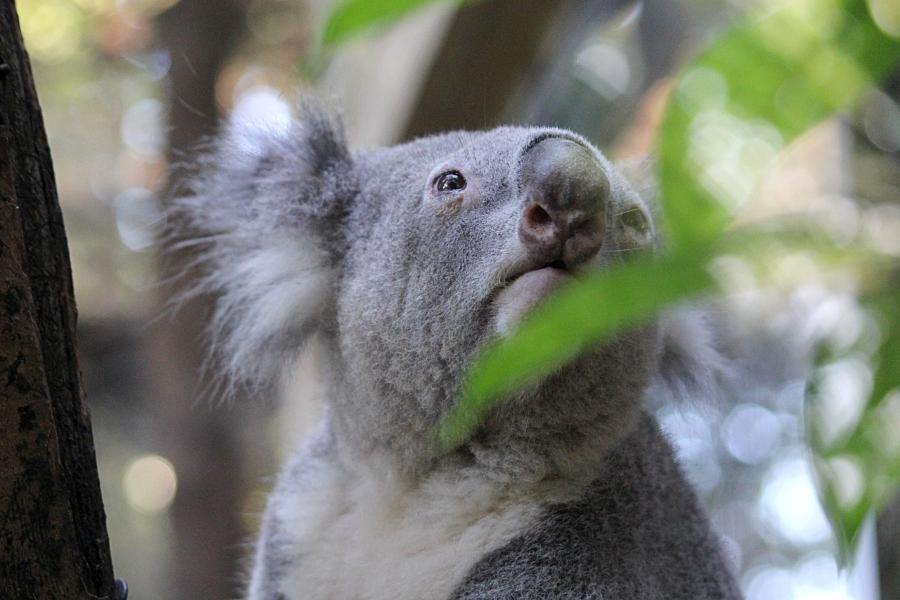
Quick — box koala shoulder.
[450,413,742,600]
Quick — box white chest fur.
[269,462,567,600]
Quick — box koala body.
[174,104,742,600]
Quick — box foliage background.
[17,0,900,598]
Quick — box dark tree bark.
[0,2,116,598]
[153,2,248,599]
[401,0,648,141]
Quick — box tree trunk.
[401,0,641,140]
[0,2,117,598]
[402,0,570,138]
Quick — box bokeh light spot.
[123,454,178,515]
[121,98,165,157]
[759,456,831,545]
[825,455,865,510]
[114,187,163,251]
[676,66,728,112]
[575,43,632,98]
[723,404,782,465]
[868,0,900,37]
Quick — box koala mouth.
[541,259,568,273]
[502,258,571,287]
[491,259,574,334]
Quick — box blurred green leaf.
[812,280,900,558]
[869,287,900,406]
[437,248,714,449]
[657,1,899,558]
[323,0,478,45]
[658,0,900,249]
[443,0,900,564]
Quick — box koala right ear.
[166,103,354,397]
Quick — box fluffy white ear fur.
[647,306,735,406]
[202,232,334,396]
[166,109,347,398]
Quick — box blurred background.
[16,0,900,598]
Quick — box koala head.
[173,103,659,481]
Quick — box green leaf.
[436,248,714,449]
[657,0,900,250]
[812,282,900,559]
[323,0,477,45]
[869,286,900,406]
[656,1,900,558]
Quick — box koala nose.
[519,137,608,267]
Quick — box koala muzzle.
[519,137,608,268]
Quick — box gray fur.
[171,102,742,599]
[451,413,741,599]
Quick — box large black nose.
[518,137,608,267]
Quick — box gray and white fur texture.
[170,102,743,600]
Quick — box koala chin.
[171,103,743,600]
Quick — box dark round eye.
[435,170,466,192]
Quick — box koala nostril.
[525,203,552,228]
[519,201,563,258]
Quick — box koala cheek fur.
[173,102,743,600]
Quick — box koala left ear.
[166,102,354,397]
[647,306,735,407]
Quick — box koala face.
[174,106,657,479]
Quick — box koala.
[171,102,743,600]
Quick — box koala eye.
[434,170,467,193]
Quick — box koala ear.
[646,306,735,407]
[609,158,657,253]
[167,102,353,397]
